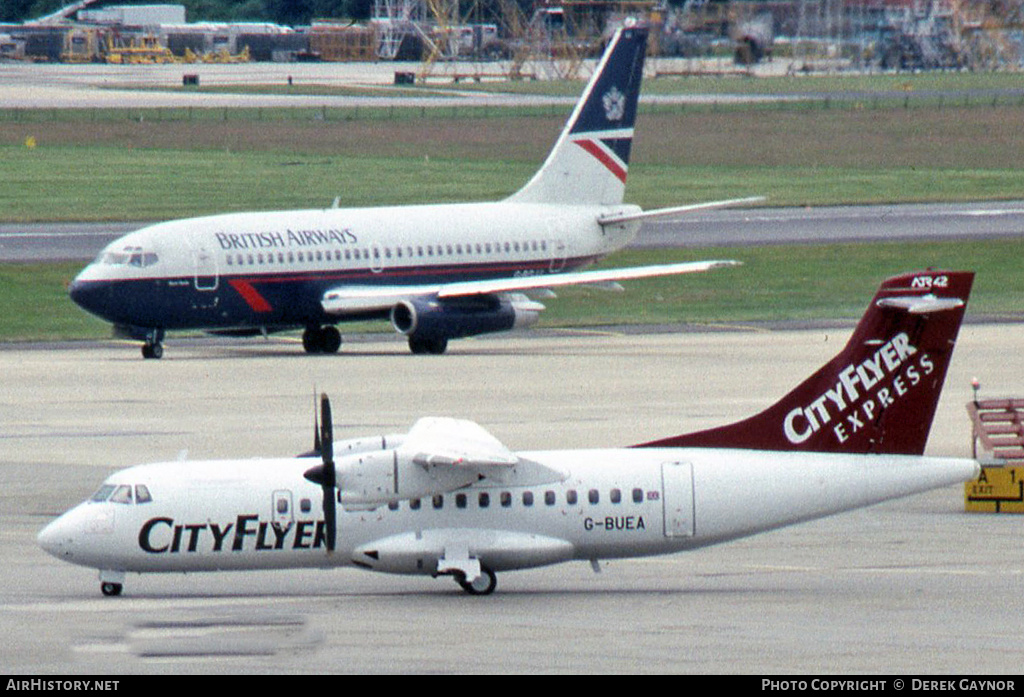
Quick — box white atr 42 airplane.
[67,24,755,359]
[41,270,978,596]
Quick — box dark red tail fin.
[637,270,974,455]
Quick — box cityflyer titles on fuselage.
[214,228,358,252]
[138,515,331,554]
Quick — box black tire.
[408,335,448,355]
[457,567,496,596]
[101,582,123,597]
[302,327,321,354]
[320,326,342,354]
[304,326,342,354]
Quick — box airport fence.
[2,89,1024,124]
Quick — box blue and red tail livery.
[509,24,648,205]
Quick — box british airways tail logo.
[602,87,626,121]
[574,138,629,183]
[783,332,935,446]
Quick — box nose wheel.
[139,329,165,360]
[101,582,123,597]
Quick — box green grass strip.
[4,239,1021,343]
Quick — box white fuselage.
[39,447,977,580]
[70,202,642,333]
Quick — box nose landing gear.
[101,582,123,597]
[140,329,165,360]
[99,570,125,597]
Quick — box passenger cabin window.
[610,488,622,504]
[588,489,600,505]
[632,488,643,504]
[566,490,578,505]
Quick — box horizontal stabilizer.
[598,196,765,226]
[876,295,965,314]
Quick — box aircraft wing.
[398,417,518,469]
[320,259,739,314]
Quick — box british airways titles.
[215,228,358,252]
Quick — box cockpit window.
[99,246,158,267]
[109,484,133,504]
[89,483,152,504]
[90,484,116,503]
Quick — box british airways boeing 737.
[67,24,755,359]
[40,270,978,596]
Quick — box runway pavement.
[3,325,1023,674]
[5,201,1024,262]
[0,57,799,109]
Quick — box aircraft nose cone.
[37,517,74,560]
[68,278,106,317]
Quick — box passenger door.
[191,240,219,292]
[661,462,695,538]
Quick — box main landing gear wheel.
[408,335,448,355]
[302,326,342,354]
[457,567,497,596]
[141,342,163,359]
[101,582,123,597]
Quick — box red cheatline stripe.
[574,139,627,183]
[228,279,273,312]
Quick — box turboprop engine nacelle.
[333,434,406,457]
[336,450,480,508]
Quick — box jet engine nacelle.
[390,294,541,341]
[336,449,480,508]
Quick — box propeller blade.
[320,393,337,553]
[313,389,322,455]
